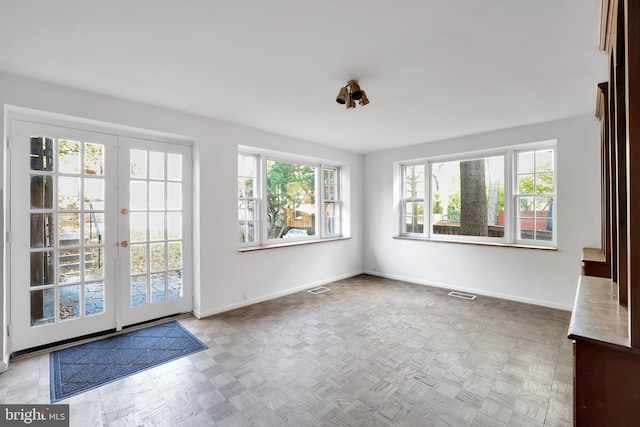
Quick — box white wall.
[363,115,601,310]
[0,72,364,367]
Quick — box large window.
[400,143,556,247]
[238,150,342,247]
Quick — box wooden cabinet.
[569,1,640,425]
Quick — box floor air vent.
[308,287,330,294]
[448,291,477,300]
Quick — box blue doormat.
[50,321,207,402]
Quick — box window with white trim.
[399,142,556,247]
[238,150,342,247]
[238,153,259,245]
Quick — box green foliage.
[266,161,315,238]
[447,192,460,220]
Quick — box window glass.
[238,154,258,244]
[399,143,555,247]
[431,156,505,238]
[401,164,425,234]
[516,149,554,242]
[238,151,342,247]
[266,160,316,239]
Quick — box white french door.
[9,121,192,352]
[117,137,192,327]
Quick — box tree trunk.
[460,159,488,236]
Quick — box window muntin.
[515,148,555,243]
[431,155,505,239]
[238,151,342,247]
[399,143,556,247]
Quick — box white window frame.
[238,148,343,248]
[238,153,260,247]
[400,163,426,237]
[398,141,557,248]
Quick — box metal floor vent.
[308,287,330,295]
[448,291,477,300]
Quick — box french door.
[117,136,192,327]
[9,121,192,352]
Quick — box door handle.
[121,241,129,248]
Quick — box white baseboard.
[194,270,364,319]
[364,270,572,311]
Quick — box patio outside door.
[9,121,192,352]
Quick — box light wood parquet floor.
[0,274,573,426]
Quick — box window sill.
[239,236,351,252]
[393,235,557,251]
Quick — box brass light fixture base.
[336,80,369,109]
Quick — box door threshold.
[10,312,193,361]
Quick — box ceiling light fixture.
[336,80,369,109]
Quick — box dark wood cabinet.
[568,1,640,425]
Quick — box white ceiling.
[0,1,606,153]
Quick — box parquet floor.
[0,274,573,426]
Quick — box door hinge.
[7,325,11,337]
[6,231,11,243]
[6,137,11,150]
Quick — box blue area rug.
[50,321,207,402]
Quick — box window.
[238,150,343,248]
[399,143,556,247]
[515,148,555,243]
[401,164,425,234]
[238,154,259,245]
[323,167,341,237]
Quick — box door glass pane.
[130,181,147,210]
[149,182,165,210]
[85,143,105,176]
[85,247,104,280]
[150,242,165,272]
[131,244,147,274]
[30,251,54,287]
[31,137,53,171]
[149,151,165,180]
[130,213,146,242]
[149,213,164,240]
[130,149,147,178]
[151,273,166,302]
[30,175,53,209]
[167,154,182,181]
[58,140,81,174]
[85,282,104,316]
[59,284,81,321]
[31,288,55,326]
[58,177,81,210]
[58,213,81,245]
[131,275,148,306]
[167,213,181,239]
[59,249,81,284]
[84,178,105,210]
[168,270,182,299]
[168,242,182,269]
[85,213,104,245]
[30,213,54,248]
[167,183,182,210]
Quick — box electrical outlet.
[243,291,248,301]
